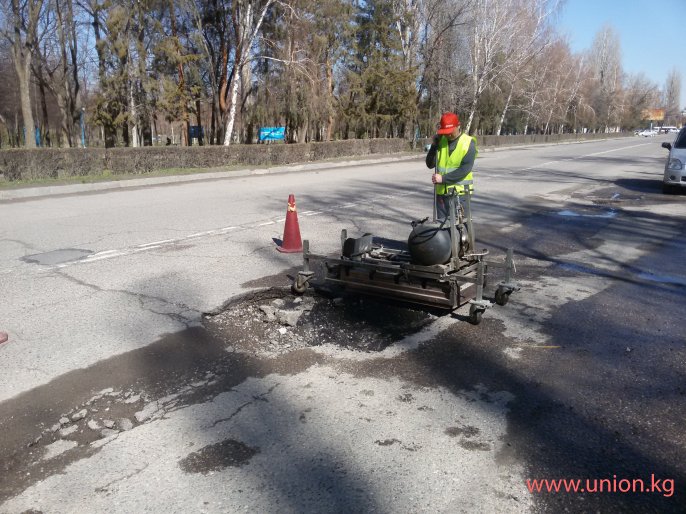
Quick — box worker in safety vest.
[425,112,478,220]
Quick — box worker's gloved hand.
[432,134,440,146]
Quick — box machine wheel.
[495,288,510,306]
[662,184,682,195]
[469,305,483,325]
[291,279,307,295]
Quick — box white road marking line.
[187,230,217,238]
[257,221,275,226]
[137,239,176,248]
[81,251,126,262]
[521,142,654,171]
[583,142,652,156]
[131,245,161,252]
[522,160,557,171]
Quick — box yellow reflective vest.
[435,134,478,195]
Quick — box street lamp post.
[80,108,86,148]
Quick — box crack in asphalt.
[207,383,281,429]
[52,270,201,328]
[94,463,150,494]
[0,238,44,252]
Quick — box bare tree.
[31,0,83,147]
[663,68,681,125]
[1,0,45,147]
[463,0,523,133]
[588,24,622,132]
[620,72,659,129]
[493,0,559,135]
[223,0,276,146]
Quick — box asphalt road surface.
[1,136,684,513]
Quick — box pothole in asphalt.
[21,248,93,265]
[203,288,436,355]
[178,439,260,474]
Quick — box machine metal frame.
[293,183,519,324]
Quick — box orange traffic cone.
[0,331,8,345]
[277,194,303,253]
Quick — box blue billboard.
[259,127,285,142]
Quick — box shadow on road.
[2,177,684,512]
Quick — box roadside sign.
[259,127,285,142]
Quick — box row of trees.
[0,0,682,149]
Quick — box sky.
[556,0,686,109]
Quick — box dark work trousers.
[436,194,462,223]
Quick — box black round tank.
[407,221,452,266]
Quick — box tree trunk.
[66,0,80,145]
[210,95,217,145]
[38,71,50,147]
[14,55,36,148]
[495,85,514,136]
[195,99,204,145]
[223,69,241,145]
[129,76,140,148]
[325,56,334,141]
[465,96,478,135]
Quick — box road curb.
[0,153,426,201]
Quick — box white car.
[638,129,657,137]
[661,127,686,193]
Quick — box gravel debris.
[204,288,434,357]
[43,440,78,460]
[118,418,134,431]
[135,401,160,423]
[59,425,78,438]
[71,409,87,422]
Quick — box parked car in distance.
[638,129,657,137]
[661,127,686,193]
